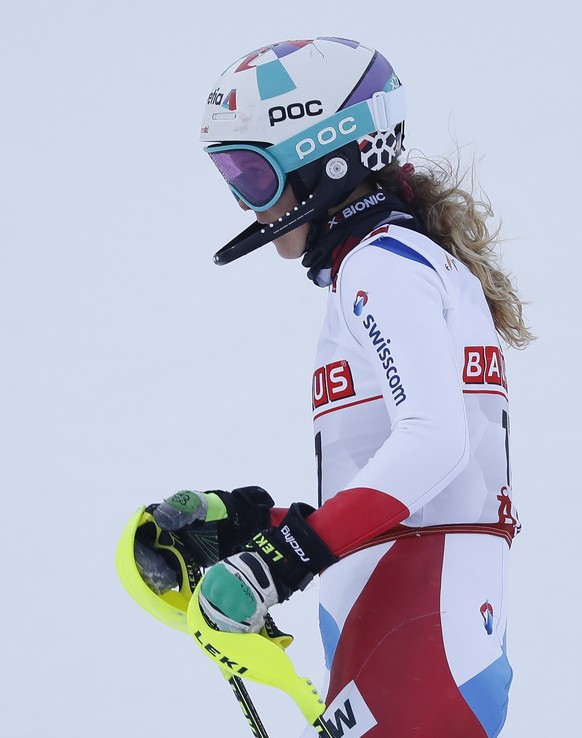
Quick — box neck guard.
[301,189,424,286]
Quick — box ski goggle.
[204,144,287,212]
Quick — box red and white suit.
[298,222,519,738]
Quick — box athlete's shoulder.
[367,224,457,271]
[338,224,460,290]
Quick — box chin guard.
[213,196,317,265]
[213,144,370,266]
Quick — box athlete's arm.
[308,239,469,556]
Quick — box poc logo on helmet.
[296,116,357,160]
[268,100,323,127]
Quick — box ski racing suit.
[291,193,519,738]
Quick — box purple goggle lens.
[206,146,284,211]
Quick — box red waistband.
[340,522,514,559]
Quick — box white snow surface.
[1,2,580,737]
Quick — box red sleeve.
[306,487,409,557]
[270,507,288,527]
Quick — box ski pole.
[188,581,335,737]
[223,671,271,738]
[116,511,325,736]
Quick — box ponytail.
[371,158,534,348]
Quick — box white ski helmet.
[200,37,406,264]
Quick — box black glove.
[149,486,274,568]
[199,503,338,632]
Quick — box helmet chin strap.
[212,146,369,266]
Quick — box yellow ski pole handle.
[187,581,333,734]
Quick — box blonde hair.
[371,158,534,349]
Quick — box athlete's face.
[238,184,309,260]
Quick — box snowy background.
[2,1,580,736]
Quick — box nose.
[238,199,250,212]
